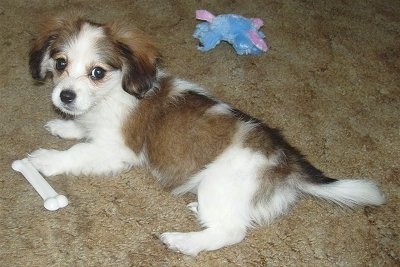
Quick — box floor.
[0,1,398,266]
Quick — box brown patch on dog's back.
[123,77,237,188]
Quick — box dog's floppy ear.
[109,24,160,98]
[29,17,66,80]
[29,34,56,80]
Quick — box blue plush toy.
[193,10,268,55]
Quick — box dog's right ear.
[29,35,56,80]
[29,17,66,80]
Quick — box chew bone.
[12,158,68,211]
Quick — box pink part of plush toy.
[251,18,264,29]
[196,10,215,22]
[248,30,268,51]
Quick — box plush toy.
[193,10,268,55]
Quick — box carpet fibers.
[0,1,398,266]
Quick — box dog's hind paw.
[160,232,203,256]
[187,202,199,215]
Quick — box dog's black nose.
[60,90,76,104]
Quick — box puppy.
[28,17,385,256]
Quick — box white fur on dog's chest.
[78,89,136,140]
[74,89,145,170]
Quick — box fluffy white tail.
[299,179,385,207]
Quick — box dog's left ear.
[109,24,161,98]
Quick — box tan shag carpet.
[0,1,398,266]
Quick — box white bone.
[12,158,68,211]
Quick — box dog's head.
[29,17,160,115]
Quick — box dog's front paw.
[45,119,84,139]
[160,232,202,257]
[29,149,65,176]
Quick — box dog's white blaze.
[67,24,105,76]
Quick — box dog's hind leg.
[161,176,250,256]
[161,146,267,256]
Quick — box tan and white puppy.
[28,17,385,256]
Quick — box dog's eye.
[90,67,106,80]
[55,58,67,71]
